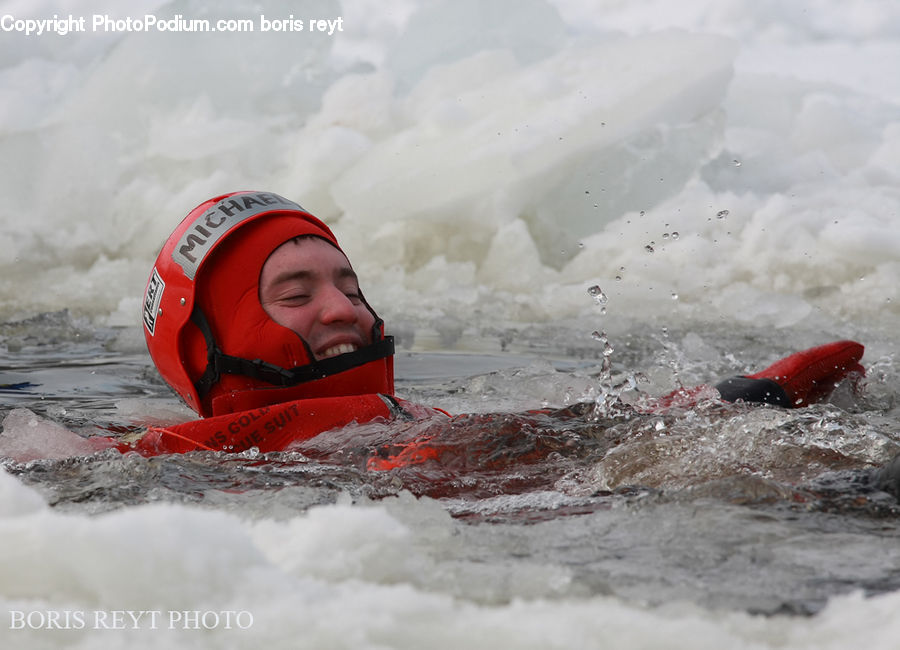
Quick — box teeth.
[320,343,357,359]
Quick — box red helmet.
[142,191,394,417]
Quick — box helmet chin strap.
[189,306,394,400]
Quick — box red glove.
[743,339,865,407]
[654,340,865,411]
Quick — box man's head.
[143,191,394,417]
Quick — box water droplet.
[671,231,680,240]
[615,275,622,281]
[717,209,729,219]
[644,244,655,253]
[662,232,670,239]
[591,331,614,356]
[588,285,608,305]
[639,210,646,217]
[671,292,679,300]
[732,159,742,167]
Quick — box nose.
[318,286,359,324]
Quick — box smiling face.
[258,236,375,360]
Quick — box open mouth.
[318,343,358,359]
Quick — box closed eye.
[278,294,311,305]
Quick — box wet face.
[259,237,375,360]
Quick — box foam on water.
[2,467,900,650]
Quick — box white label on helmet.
[172,192,305,280]
[143,267,165,336]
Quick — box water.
[2,0,900,647]
[2,314,899,647]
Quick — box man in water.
[131,190,865,456]
[143,190,396,421]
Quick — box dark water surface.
[2,312,900,616]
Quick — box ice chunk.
[0,409,116,462]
